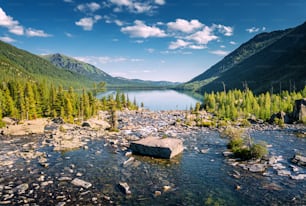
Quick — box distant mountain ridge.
[0,40,93,88]
[43,53,180,88]
[182,21,306,93]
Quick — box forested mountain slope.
[183,21,306,93]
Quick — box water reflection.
[97,89,202,111]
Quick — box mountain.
[43,53,180,88]
[0,40,94,88]
[183,21,306,93]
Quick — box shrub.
[250,141,268,159]
[222,127,268,160]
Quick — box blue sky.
[0,0,305,82]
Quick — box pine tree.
[24,82,37,120]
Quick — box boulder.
[269,111,291,124]
[81,122,91,128]
[71,178,92,189]
[130,136,183,159]
[248,164,267,173]
[291,154,306,166]
[292,98,306,122]
[118,182,131,195]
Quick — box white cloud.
[262,26,266,31]
[214,24,234,36]
[0,7,24,35]
[0,7,51,37]
[109,0,163,14]
[155,0,165,5]
[146,48,155,53]
[167,19,203,33]
[189,45,206,50]
[26,28,52,37]
[229,41,236,45]
[246,27,260,33]
[114,20,124,26]
[0,36,16,43]
[169,39,190,50]
[186,26,218,45]
[220,45,226,48]
[209,50,229,56]
[121,20,167,38]
[110,0,131,7]
[65,32,73,37]
[77,2,101,13]
[75,15,101,31]
[75,55,142,65]
[63,0,73,3]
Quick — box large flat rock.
[130,136,183,159]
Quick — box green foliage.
[0,80,104,123]
[203,87,306,122]
[250,141,268,159]
[223,127,268,160]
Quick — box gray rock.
[58,177,72,181]
[292,98,306,122]
[71,178,92,189]
[130,136,183,159]
[291,154,306,166]
[248,164,266,173]
[277,170,291,176]
[290,174,306,180]
[118,182,131,195]
[14,183,29,195]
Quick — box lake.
[97,89,202,111]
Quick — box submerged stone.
[130,136,184,159]
[71,178,92,189]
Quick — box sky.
[0,0,305,82]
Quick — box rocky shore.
[0,110,305,205]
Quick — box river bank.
[0,110,305,205]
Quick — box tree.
[24,82,37,120]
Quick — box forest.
[0,80,138,128]
[203,86,306,122]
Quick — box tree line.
[203,86,306,121]
[0,80,138,127]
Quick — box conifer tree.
[24,82,37,120]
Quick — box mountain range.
[1,21,305,93]
[42,53,179,88]
[181,21,306,93]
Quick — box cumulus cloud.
[26,28,52,37]
[75,15,102,30]
[189,45,206,50]
[121,20,167,38]
[169,39,191,50]
[229,41,236,45]
[155,0,165,5]
[0,7,24,35]
[0,7,51,37]
[63,0,73,3]
[167,19,203,33]
[0,36,16,43]
[214,24,234,36]
[246,27,260,33]
[76,2,101,13]
[109,0,163,14]
[209,50,229,56]
[186,26,218,45]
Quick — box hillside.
[43,53,180,88]
[183,21,306,93]
[0,41,94,88]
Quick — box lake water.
[97,89,201,111]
